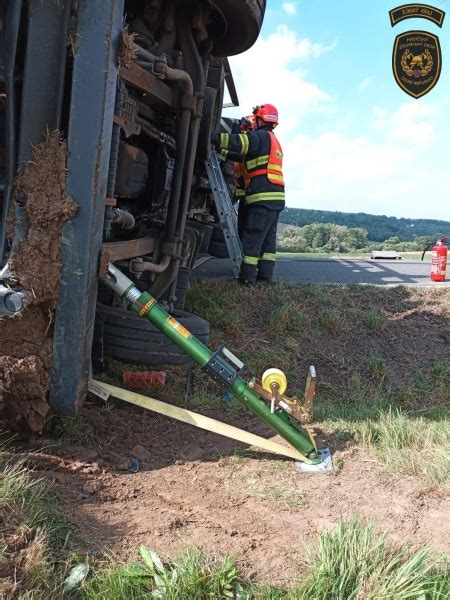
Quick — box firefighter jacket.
[219,148,246,199]
[213,128,285,210]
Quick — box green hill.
[280,208,450,242]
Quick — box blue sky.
[224,0,450,221]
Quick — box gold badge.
[392,31,442,98]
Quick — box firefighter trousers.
[239,205,281,283]
[237,199,247,240]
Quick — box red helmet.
[253,104,279,126]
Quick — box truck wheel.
[211,224,226,243]
[95,304,210,366]
[208,239,229,259]
[208,225,230,258]
[211,0,266,56]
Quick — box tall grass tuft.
[290,517,449,600]
[81,546,245,600]
[364,307,388,334]
[0,445,70,598]
[357,408,450,485]
[318,401,450,486]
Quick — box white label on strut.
[88,380,110,401]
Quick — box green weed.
[290,311,310,333]
[79,520,449,600]
[44,415,95,444]
[81,546,245,600]
[364,307,388,334]
[317,400,450,485]
[317,308,339,332]
[367,352,386,382]
[290,516,449,599]
[0,444,70,599]
[267,303,293,335]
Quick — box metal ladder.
[204,151,242,277]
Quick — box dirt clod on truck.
[0,132,77,433]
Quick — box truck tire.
[95,304,210,366]
[208,239,229,258]
[211,0,266,56]
[208,225,229,258]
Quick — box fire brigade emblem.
[392,30,442,97]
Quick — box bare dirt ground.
[4,277,450,584]
[21,391,449,585]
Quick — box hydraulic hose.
[103,264,319,462]
[421,237,449,261]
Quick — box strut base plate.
[295,448,333,473]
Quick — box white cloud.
[357,77,373,92]
[282,104,449,219]
[223,25,449,219]
[373,103,436,143]
[225,25,336,135]
[282,2,297,15]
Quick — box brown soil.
[7,282,450,584]
[25,400,449,585]
[0,132,77,433]
[193,282,450,405]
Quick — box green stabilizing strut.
[103,264,320,464]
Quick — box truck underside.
[0,0,266,430]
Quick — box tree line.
[280,208,450,242]
[277,222,439,254]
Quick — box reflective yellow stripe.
[220,133,229,149]
[268,174,284,182]
[235,189,245,197]
[260,253,277,261]
[267,163,282,172]
[245,192,285,205]
[239,134,249,154]
[246,155,269,169]
[243,255,259,265]
[220,149,229,159]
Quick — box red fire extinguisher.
[422,237,448,282]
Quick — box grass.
[222,457,306,509]
[185,281,449,484]
[364,306,388,334]
[277,251,425,260]
[44,415,95,445]
[287,516,449,599]
[0,443,71,599]
[80,546,245,599]
[2,435,448,597]
[47,520,450,599]
[5,280,449,595]
[366,352,386,382]
[267,302,292,335]
[317,308,340,332]
[316,400,450,486]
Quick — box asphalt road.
[193,257,450,287]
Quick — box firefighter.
[212,104,284,286]
[219,115,255,240]
[234,115,255,239]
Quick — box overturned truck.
[0,0,266,430]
